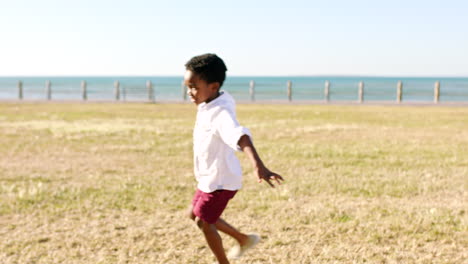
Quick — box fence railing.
[6,79,468,103]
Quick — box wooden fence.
[12,79,448,103]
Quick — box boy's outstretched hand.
[255,165,284,188]
[238,135,284,188]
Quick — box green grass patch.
[0,103,467,263]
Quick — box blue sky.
[0,0,467,76]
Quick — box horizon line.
[1,74,468,79]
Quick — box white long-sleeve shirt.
[193,91,252,193]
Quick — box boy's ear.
[209,82,221,91]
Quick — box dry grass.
[0,103,467,264]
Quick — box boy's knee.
[188,206,203,229]
[187,206,196,221]
[194,217,204,229]
[188,211,196,221]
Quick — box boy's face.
[184,70,220,105]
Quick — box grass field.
[0,102,467,264]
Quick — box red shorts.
[191,189,237,224]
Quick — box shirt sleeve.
[215,109,252,151]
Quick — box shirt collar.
[198,90,225,111]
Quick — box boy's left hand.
[256,166,284,188]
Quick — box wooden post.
[434,81,440,103]
[324,80,330,102]
[249,80,255,102]
[358,81,364,103]
[147,80,154,102]
[181,80,187,101]
[397,81,403,103]
[114,81,120,101]
[287,80,292,102]
[81,80,87,101]
[18,81,23,100]
[46,80,51,100]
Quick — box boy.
[184,53,283,264]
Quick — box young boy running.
[184,53,284,264]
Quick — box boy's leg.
[189,204,230,264]
[189,193,229,263]
[216,218,261,259]
[198,218,230,264]
[215,218,249,245]
[189,189,241,263]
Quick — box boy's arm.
[238,135,284,188]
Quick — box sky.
[0,0,467,77]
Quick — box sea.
[1,76,468,103]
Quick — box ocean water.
[1,76,467,102]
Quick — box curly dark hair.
[185,53,228,87]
